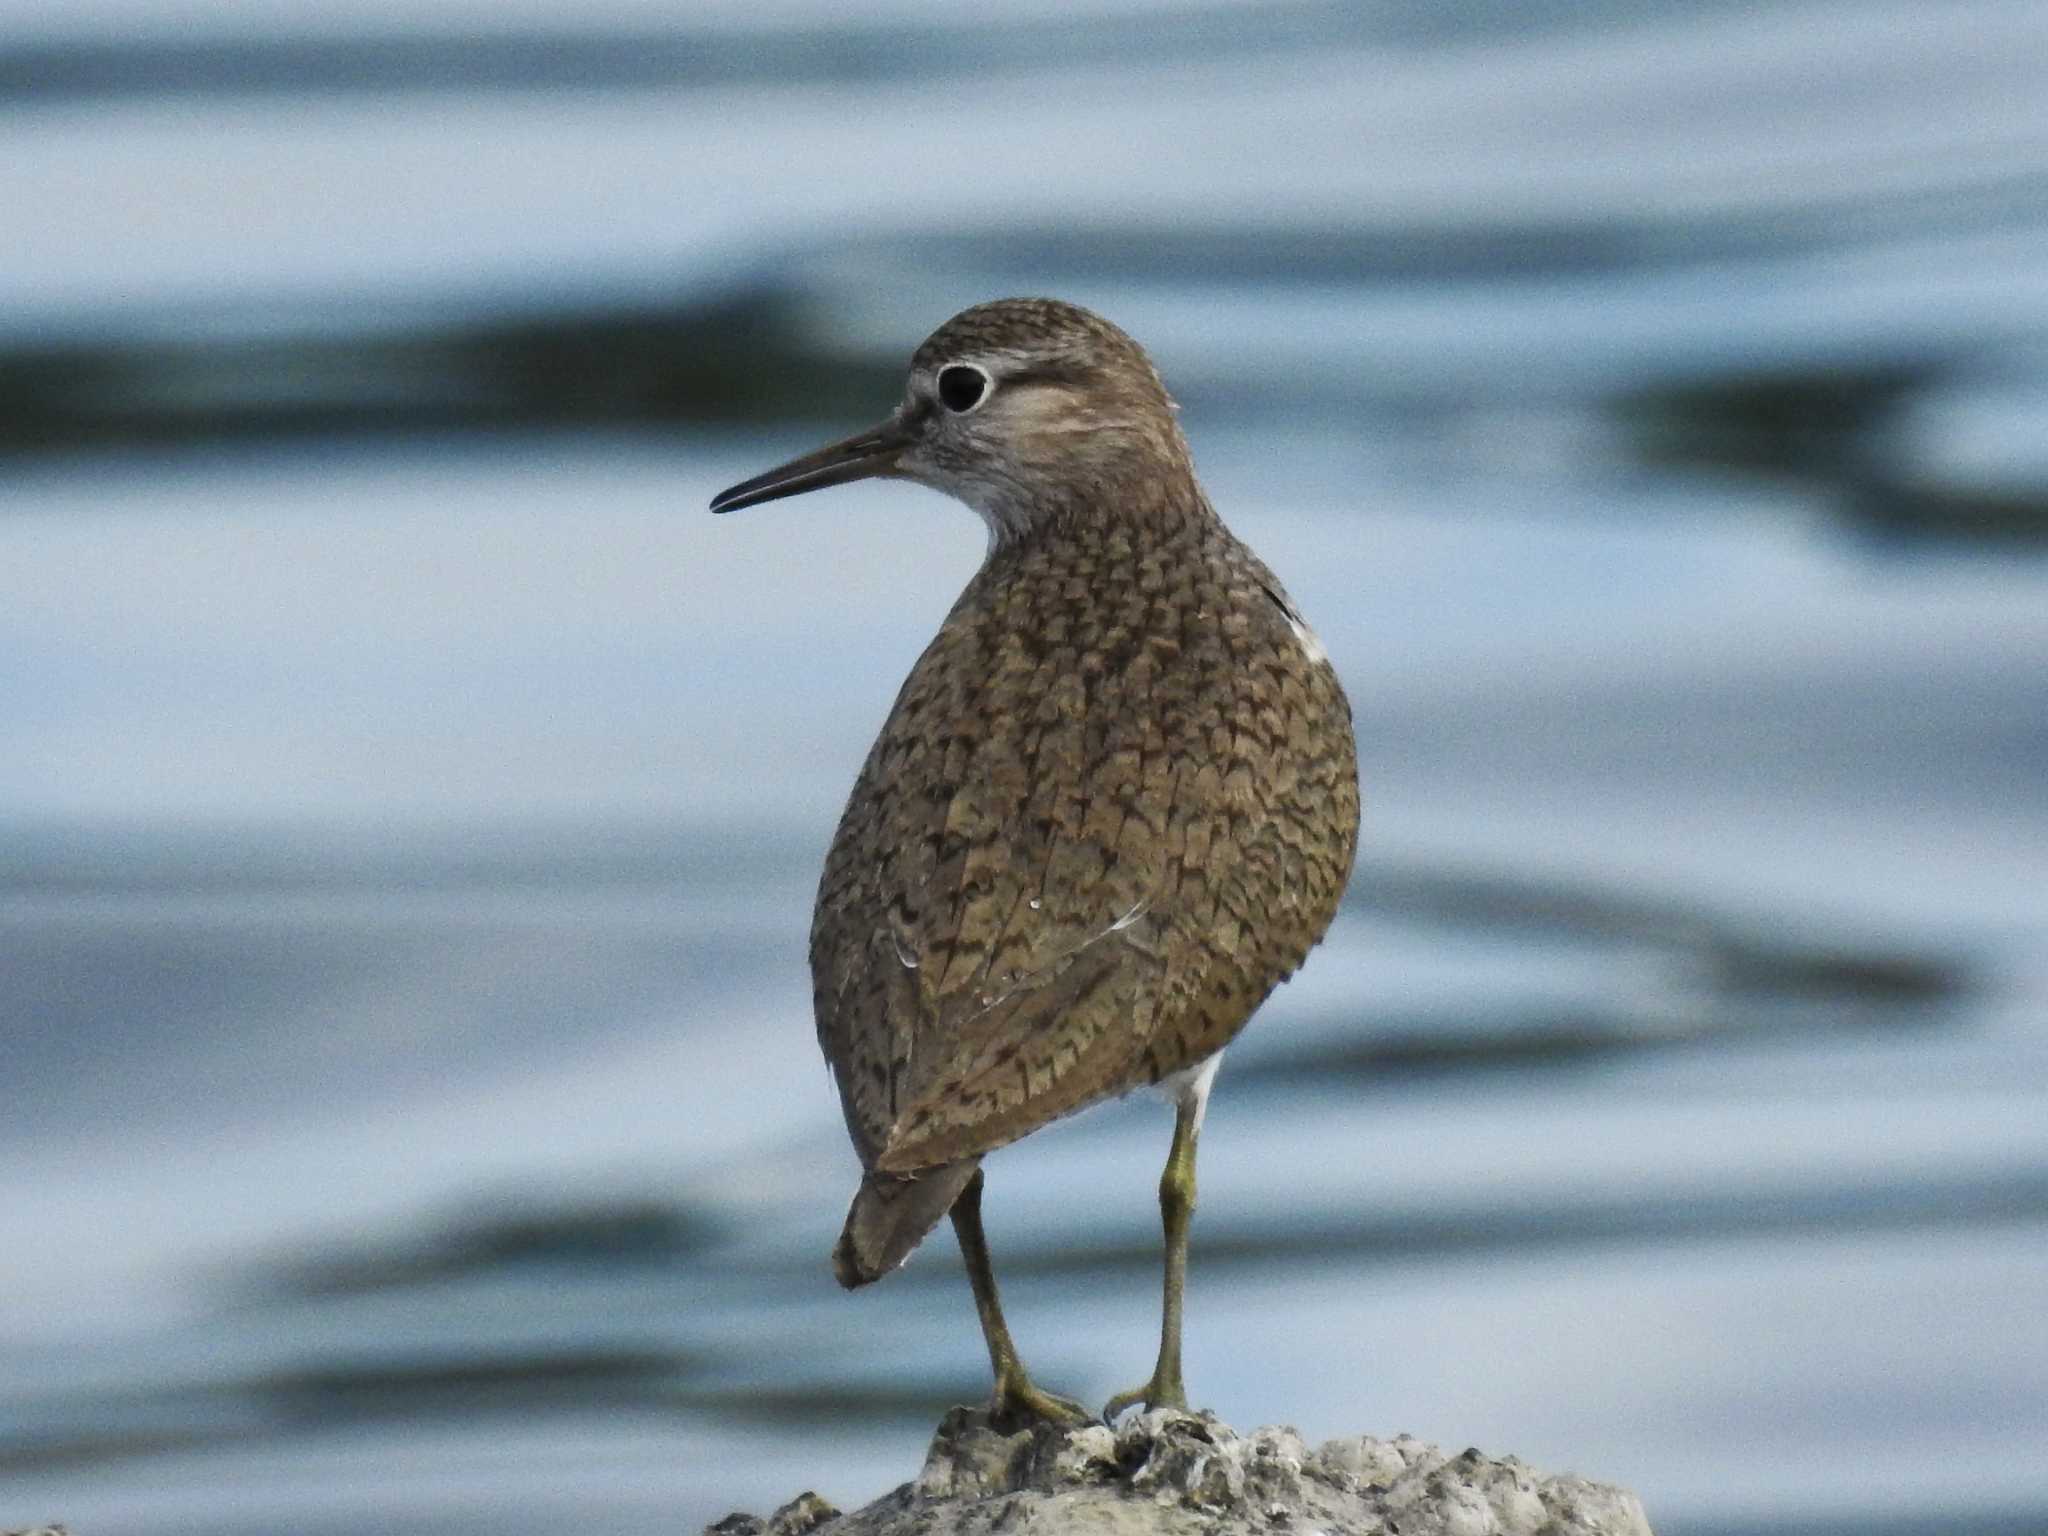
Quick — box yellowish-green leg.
[949,1168,1091,1429]
[1103,1093,1202,1420]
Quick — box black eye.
[937,364,989,413]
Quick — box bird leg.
[1103,1088,1203,1420]
[948,1168,1091,1428]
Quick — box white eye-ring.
[936,363,992,414]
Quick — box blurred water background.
[3,2,2047,1532]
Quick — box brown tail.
[832,1158,981,1288]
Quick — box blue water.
[3,4,2047,1533]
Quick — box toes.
[992,1379,1093,1429]
[1100,1386,1146,1424]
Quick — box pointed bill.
[709,415,912,514]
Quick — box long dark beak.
[709,414,912,514]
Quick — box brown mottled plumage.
[712,298,1359,1426]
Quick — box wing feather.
[809,534,1357,1177]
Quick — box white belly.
[1156,1052,1222,1132]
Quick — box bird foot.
[989,1369,1093,1431]
[1101,1371,1189,1423]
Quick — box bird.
[711,298,1359,1427]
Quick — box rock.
[705,1410,1653,1536]
[707,1491,844,1536]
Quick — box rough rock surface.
[707,1408,1654,1536]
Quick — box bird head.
[710,298,1193,547]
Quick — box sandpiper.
[712,298,1359,1426]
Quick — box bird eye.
[937,364,990,414]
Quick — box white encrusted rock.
[707,1411,1654,1536]
[1051,1421,1120,1483]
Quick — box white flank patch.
[1286,611,1329,665]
